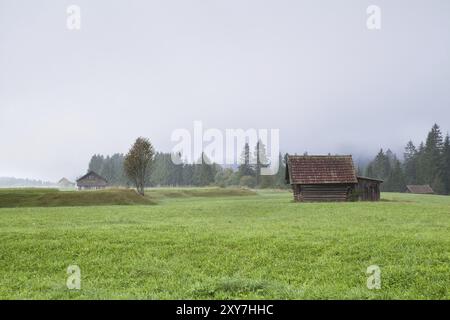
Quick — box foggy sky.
[1,0,450,181]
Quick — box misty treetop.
[365,123,450,195]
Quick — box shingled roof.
[406,185,434,194]
[76,171,108,187]
[286,155,358,185]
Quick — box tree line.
[88,123,450,195]
[87,140,288,190]
[364,124,450,194]
[0,177,55,188]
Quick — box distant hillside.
[0,177,56,188]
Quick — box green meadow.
[0,188,449,299]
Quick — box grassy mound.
[144,187,257,200]
[0,188,154,208]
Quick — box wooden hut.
[76,171,108,190]
[406,185,434,194]
[285,155,382,202]
[355,176,383,201]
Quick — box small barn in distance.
[76,171,108,190]
[57,177,75,188]
[285,155,382,202]
[406,185,435,194]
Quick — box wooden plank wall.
[293,184,351,202]
[355,180,381,201]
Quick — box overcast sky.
[1,0,450,181]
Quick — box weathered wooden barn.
[406,185,434,194]
[285,155,382,202]
[76,171,108,190]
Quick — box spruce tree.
[366,149,405,192]
[172,157,184,186]
[193,153,215,186]
[416,142,426,184]
[367,149,390,180]
[423,124,445,193]
[441,134,450,194]
[275,153,287,188]
[182,163,194,186]
[88,154,104,174]
[386,158,406,192]
[238,143,255,178]
[254,140,269,187]
[403,141,417,185]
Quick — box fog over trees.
[365,124,450,194]
[0,177,55,188]
[88,140,287,189]
[84,124,450,195]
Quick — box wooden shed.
[285,155,382,202]
[76,171,108,190]
[355,176,383,201]
[406,185,434,194]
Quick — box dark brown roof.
[76,171,108,186]
[406,185,434,194]
[286,155,358,185]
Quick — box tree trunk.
[138,182,144,196]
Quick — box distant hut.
[58,177,75,188]
[285,155,382,202]
[406,185,434,194]
[76,171,108,190]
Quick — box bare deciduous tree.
[124,137,154,196]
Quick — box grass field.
[0,188,449,299]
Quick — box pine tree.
[365,163,374,179]
[88,154,104,174]
[193,153,215,186]
[385,158,406,192]
[100,155,114,183]
[238,143,255,178]
[416,142,426,184]
[171,152,184,186]
[441,134,450,194]
[366,149,405,192]
[366,149,390,180]
[423,124,445,193]
[275,153,287,188]
[149,152,166,186]
[254,140,269,187]
[182,163,194,186]
[403,141,417,185]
